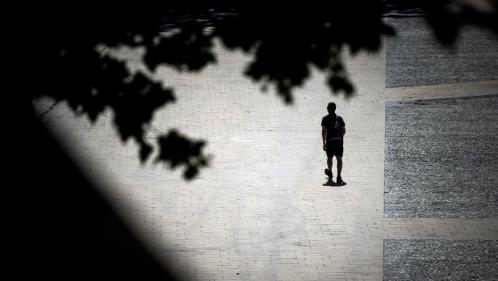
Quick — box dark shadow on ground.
[323,179,347,187]
[7,97,182,280]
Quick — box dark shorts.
[325,140,343,158]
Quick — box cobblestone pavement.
[35,23,498,281]
[386,17,498,88]
[383,16,498,279]
[384,240,498,281]
[385,94,498,218]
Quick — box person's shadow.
[323,179,347,187]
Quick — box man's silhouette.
[322,102,346,184]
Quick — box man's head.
[327,102,336,114]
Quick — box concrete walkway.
[35,41,498,280]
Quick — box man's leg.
[336,156,346,184]
[334,142,345,184]
[325,155,333,179]
[336,156,342,177]
[325,157,333,178]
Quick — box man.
[321,102,346,184]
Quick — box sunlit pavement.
[35,21,498,280]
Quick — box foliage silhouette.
[28,1,498,180]
[16,1,498,279]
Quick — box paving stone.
[35,39,388,280]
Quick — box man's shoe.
[336,176,346,185]
[324,168,333,179]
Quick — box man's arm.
[341,127,346,137]
[322,126,327,150]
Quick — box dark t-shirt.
[321,114,345,141]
